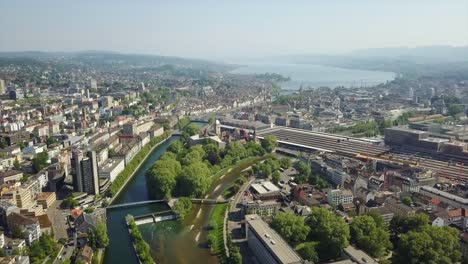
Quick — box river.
[104,121,235,264]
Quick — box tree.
[228,246,242,264]
[396,226,461,264]
[261,135,278,153]
[297,242,319,263]
[271,212,310,246]
[245,141,265,156]
[28,240,46,263]
[295,161,311,184]
[147,168,177,199]
[61,195,79,208]
[279,157,291,169]
[181,145,205,165]
[39,232,57,256]
[257,162,272,178]
[13,158,21,170]
[46,137,58,146]
[391,213,429,234]
[401,197,412,206]
[272,171,281,185]
[93,221,109,248]
[208,116,216,125]
[350,215,392,258]
[168,141,185,156]
[448,104,464,116]
[108,148,117,157]
[174,197,193,220]
[151,158,182,177]
[306,207,350,261]
[32,151,49,172]
[177,117,191,129]
[182,123,201,136]
[224,141,247,162]
[203,143,221,165]
[176,162,211,197]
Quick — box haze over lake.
[230,62,396,90]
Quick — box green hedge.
[107,131,171,197]
[127,219,155,264]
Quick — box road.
[54,244,74,264]
[227,178,258,264]
[47,201,69,240]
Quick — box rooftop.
[420,186,468,206]
[343,245,378,264]
[245,214,302,264]
[251,181,280,194]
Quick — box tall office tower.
[89,79,97,90]
[138,82,146,91]
[71,150,100,195]
[0,79,5,94]
[408,87,414,99]
[429,87,436,98]
[71,149,84,192]
[81,151,99,195]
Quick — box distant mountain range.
[1,46,468,77]
[270,46,468,77]
[0,50,233,72]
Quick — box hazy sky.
[1,0,467,59]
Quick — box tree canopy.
[295,161,311,184]
[305,207,350,261]
[297,242,319,263]
[271,171,281,185]
[261,135,278,153]
[182,123,201,137]
[271,212,310,246]
[396,226,461,264]
[350,214,392,258]
[173,197,193,220]
[32,151,48,172]
[177,162,211,197]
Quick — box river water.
[104,136,180,264]
[104,122,231,264]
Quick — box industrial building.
[384,127,468,156]
[419,186,468,209]
[257,127,388,157]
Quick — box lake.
[230,62,395,90]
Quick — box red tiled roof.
[448,208,462,218]
[430,197,441,206]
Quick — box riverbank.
[127,216,155,264]
[207,204,228,262]
[108,131,171,204]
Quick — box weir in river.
[103,120,255,264]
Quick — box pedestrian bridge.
[107,198,227,210]
[106,200,166,210]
